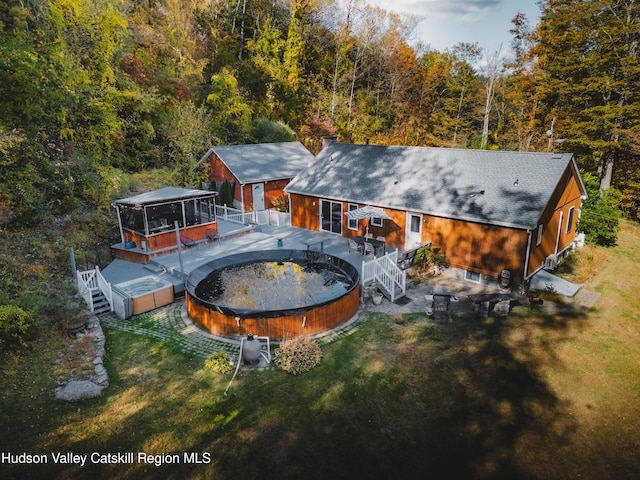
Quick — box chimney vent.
[321,135,338,150]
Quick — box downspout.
[555,211,564,254]
[522,229,533,287]
[240,183,246,223]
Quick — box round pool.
[185,250,361,340]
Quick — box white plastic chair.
[363,242,375,256]
[348,239,362,254]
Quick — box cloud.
[394,0,504,24]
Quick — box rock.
[54,315,109,401]
[55,380,103,401]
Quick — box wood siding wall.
[209,152,293,211]
[423,217,529,281]
[124,224,213,251]
[526,168,584,278]
[291,193,531,282]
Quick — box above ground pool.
[185,250,361,340]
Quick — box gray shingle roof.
[285,144,582,230]
[204,142,314,184]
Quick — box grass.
[1,223,640,479]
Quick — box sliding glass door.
[320,200,342,234]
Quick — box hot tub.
[185,250,361,340]
[113,275,174,318]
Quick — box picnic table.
[468,293,519,318]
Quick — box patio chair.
[364,233,373,239]
[375,236,386,255]
[363,242,375,256]
[348,239,362,254]
[180,235,196,251]
[206,227,219,242]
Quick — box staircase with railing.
[361,249,406,302]
[77,266,113,314]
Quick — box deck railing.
[362,249,406,302]
[76,266,113,313]
[215,205,291,226]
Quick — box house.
[198,142,314,212]
[285,141,587,286]
[111,187,217,263]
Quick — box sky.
[364,0,542,55]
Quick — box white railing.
[215,205,291,226]
[96,267,113,312]
[76,266,113,313]
[77,269,97,311]
[361,249,406,302]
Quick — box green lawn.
[1,224,639,480]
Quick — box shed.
[199,142,314,212]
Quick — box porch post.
[175,221,185,280]
[114,205,125,243]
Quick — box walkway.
[100,296,369,361]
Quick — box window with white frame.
[566,206,575,234]
[370,216,383,227]
[536,224,543,246]
[348,204,358,230]
[465,270,481,283]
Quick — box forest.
[2,0,640,222]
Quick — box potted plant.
[372,289,384,305]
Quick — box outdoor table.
[353,236,385,254]
[468,293,513,304]
[302,239,324,252]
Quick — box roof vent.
[321,135,338,150]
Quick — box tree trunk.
[599,154,615,194]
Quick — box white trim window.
[370,216,383,227]
[348,204,358,231]
[465,270,481,283]
[566,206,575,234]
[536,224,543,246]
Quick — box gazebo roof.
[113,187,215,207]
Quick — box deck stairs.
[362,249,407,303]
[90,288,112,315]
[77,266,114,314]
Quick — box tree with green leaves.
[532,0,640,195]
[206,68,253,144]
[578,173,621,246]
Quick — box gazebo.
[111,187,217,263]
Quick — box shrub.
[0,304,38,351]
[578,173,621,246]
[220,179,234,207]
[273,336,323,375]
[414,245,447,273]
[205,350,233,374]
[272,194,290,213]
